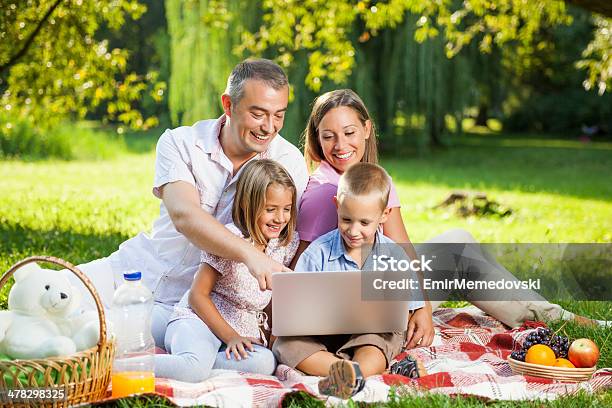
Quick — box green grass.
[91,388,612,407]
[0,119,132,160]
[384,132,612,243]
[89,388,612,407]
[1,126,610,406]
[281,390,612,407]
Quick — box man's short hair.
[337,163,391,210]
[226,58,288,106]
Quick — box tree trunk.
[455,111,464,135]
[475,103,489,127]
[429,112,445,147]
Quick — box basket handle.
[0,256,108,348]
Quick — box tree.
[566,0,612,17]
[243,0,612,141]
[165,1,489,146]
[94,0,171,125]
[0,0,164,130]
[164,0,258,125]
[502,7,612,133]
[166,1,610,147]
[243,0,569,145]
[577,16,612,95]
[241,1,571,90]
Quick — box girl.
[155,159,299,382]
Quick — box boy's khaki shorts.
[272,331,406,369]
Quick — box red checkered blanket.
[110,307,612,406]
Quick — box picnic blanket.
[105,306,612,407]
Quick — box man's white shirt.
[99,116,308,306]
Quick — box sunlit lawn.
[1,128,611,406]
[386,132,612,243]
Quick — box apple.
[568,338,600,368]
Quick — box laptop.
[271,271,410,336]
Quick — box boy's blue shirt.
[295,228,424,311]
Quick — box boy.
[273,163,424,399]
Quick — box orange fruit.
[525,344,556,366]
[553,358,576,368]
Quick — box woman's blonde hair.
[303,89,378,171]
[232,159,297,247]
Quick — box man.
[76,59,308,347]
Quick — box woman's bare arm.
[382,208,418,260]
[289,240,311,270]
[383,207,434,347]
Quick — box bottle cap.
[123,271,142,281]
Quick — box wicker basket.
[0,256,115,407]
[507,356,596,382]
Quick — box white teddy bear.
[0,262,100,359]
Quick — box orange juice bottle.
[111,371,155,398]
[111,272,155,398]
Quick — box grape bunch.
[510,328,569,362]
[549,334,570,358]
[510,349,527,362]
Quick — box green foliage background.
[163,0,612,151]
[1,0,611,159]
[0,0,165,131]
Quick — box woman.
[293,89,604,349]
[294,89,433,347]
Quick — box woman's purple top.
[296,160,401,242]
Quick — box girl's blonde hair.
[303,89,378,171]
[233,159,297,247]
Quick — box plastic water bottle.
[111,272,155,398]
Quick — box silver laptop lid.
[272,271,410,336]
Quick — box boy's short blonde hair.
[337,163,391,210]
